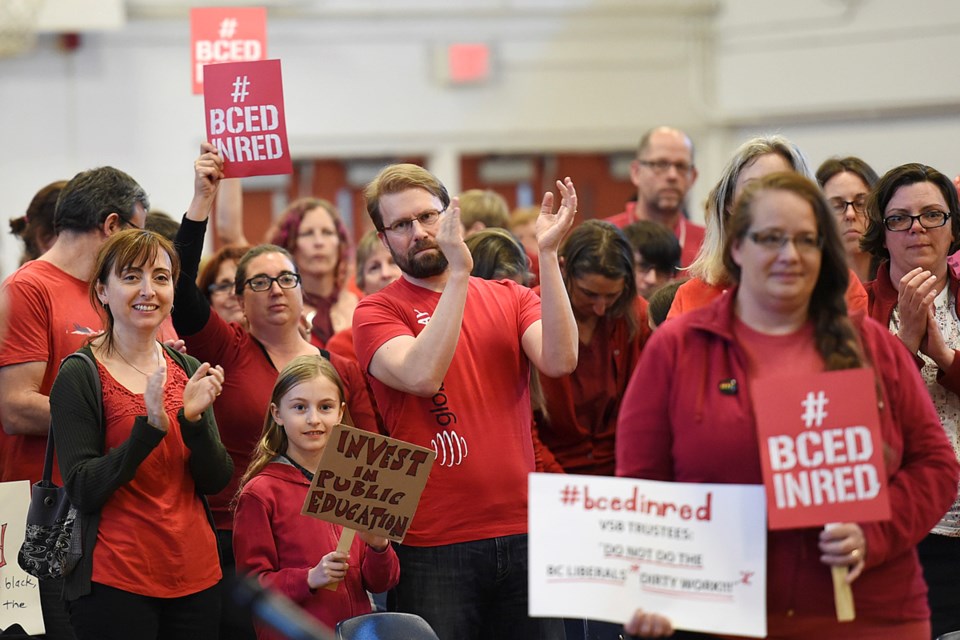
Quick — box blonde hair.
[236,355,346,495]
[687,134,812,285]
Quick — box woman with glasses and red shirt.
[172,143,377,640]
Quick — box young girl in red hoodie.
[233,355,400,637]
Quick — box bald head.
[629,127,698,225]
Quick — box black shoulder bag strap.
[44,352,104,484]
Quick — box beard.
[388,238,449,279]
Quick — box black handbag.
[17,352,100,580]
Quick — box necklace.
[114,344,160,377]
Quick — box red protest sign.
[190,7,267,95]
[751,368,891,530]
[204,59,293,178]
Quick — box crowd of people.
[1,125,959,640]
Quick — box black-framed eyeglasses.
[380,209,444,235]
[244,272,301,292]
[637,159,694,175]
[883,211,952,232]
[747,231,824,253]
[829,196,867,216]
[636,261,676,277]
[208,282,234,296]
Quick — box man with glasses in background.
[353,163,579,640]
[605,126,704,267]
[0,166,148,640]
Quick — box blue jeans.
[391,534,564,640]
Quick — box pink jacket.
[234,462,400,637]
[617,289,959,622]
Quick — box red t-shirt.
[91,351,220,597]
[353,276,541,546]
[0,260,101,483]
[603,202,705,268]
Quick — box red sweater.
[617,289,959,623]
[234,462,400,637]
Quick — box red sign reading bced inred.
[203,59,293,178]
[751,368,891,530]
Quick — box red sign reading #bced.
[191,7,267,95]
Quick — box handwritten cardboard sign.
[0,481,44,635]
[752,368,891,530]
[190,6,267,94]
[203,59,293,178]
[529,473,767,638]
[301,424,436,542]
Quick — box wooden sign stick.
[831,565,855,621]
[825,524,855,622]
[323,527,357,592]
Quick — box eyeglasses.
[244,272,301,292]
[637,159,694,175]
[747,231,824,254]
[208,282,234,296]
[829,196,866,216]
[883,211,951,232]
[380,209,444,235]
[636,261,675,277]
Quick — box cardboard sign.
[529,473,767,638]
[301,424,436,542]
[203,59,293,178]
[190,6,267,94]
[752,368,891,530]
[0,481,45,636]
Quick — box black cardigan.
[50,343,233,600]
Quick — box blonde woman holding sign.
[233,355,399,638]
[617,173,958,639]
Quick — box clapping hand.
[896,267,938,353]
[182,363,224,422]
[436,196,473,276]
[536,177,578,254]
[145,361,169,434]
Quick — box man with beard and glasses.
[604,126,703,267]
[352,164,579,640]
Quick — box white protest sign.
[529,473,767,638]
[0,481,44,635]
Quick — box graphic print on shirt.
[69,322,100,336]
[409,306,467,466]
[430,382,467,467]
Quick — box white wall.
[2,0,959,278]
[0,0,717,277]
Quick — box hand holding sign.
[819,523,866,582]
[623,609,674,638]
[307,550,349,590]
